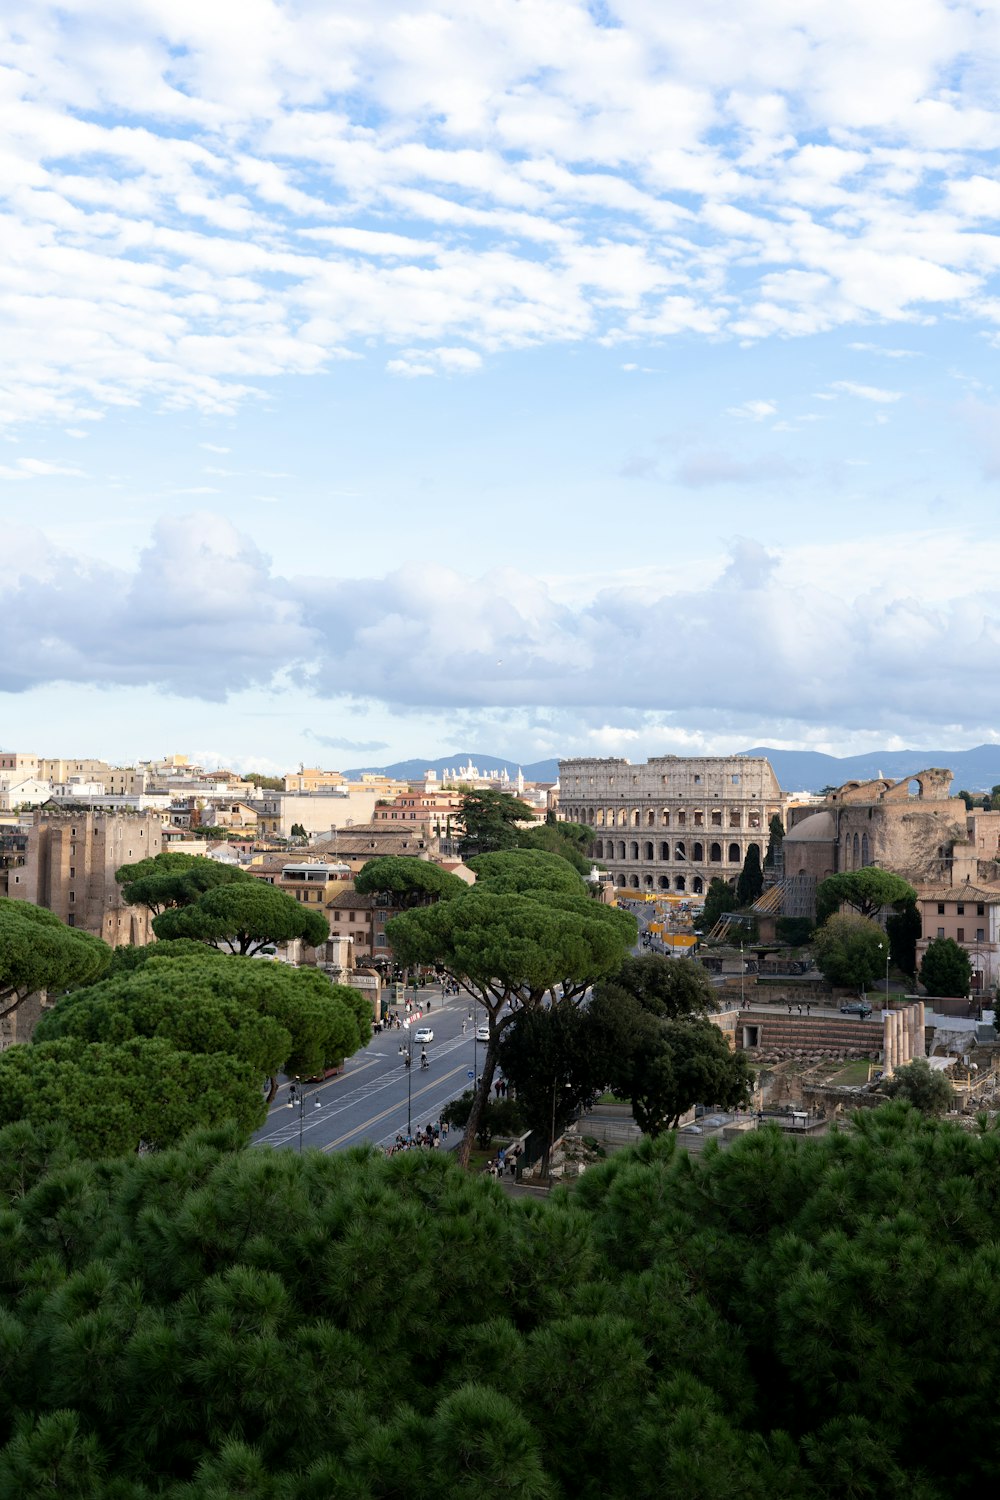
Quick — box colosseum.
[558,755,788,895]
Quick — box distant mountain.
[341,753,561,783]
[741,745,1000,794]
[341,744,1000,795]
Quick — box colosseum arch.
[659,841,670,860]
[660,809,670,827]
[674,875,686,891]
[643,841,653,860]
[692,876,704,894]
[710,842,722,863]
[629,840,639,860]
[692,841,704,862]
[728,842,740,864]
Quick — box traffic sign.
[467,1070,474,1079]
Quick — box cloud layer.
[3,1,1000,425]
[4,516,999,739]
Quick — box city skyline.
[3,2,1000,771]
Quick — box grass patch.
[828,1059,874,1087]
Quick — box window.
[711,810,722,826]
[957,904,965,915]
[978,904,985,916]
[694,774,701,784]
[732,774,740,785]
[68,892,75,903]
[937,903,945,915]
[69,866,75,878]
[957,927,965,942]
[67,914,75,927]
[977,928,985,941]
[937,927,945,938]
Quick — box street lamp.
[285,1080,322,1152]
[878,941,890,1010]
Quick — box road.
[254,987,489,1153]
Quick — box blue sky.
[3,0,1000,773]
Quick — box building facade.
[0,807,163,945]
[558,756,786,895]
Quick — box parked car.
[839,1000,873,1018]
[476,1024,490,1042]
[414,1026,434,1043]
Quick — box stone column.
[915,1001,926,1060]
[882,1009,895,1076]
[900,1006,911,1065]
[894,1010,904,1068]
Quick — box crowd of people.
[386,1120,449,1155]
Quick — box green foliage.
[36,951,370,1081]
[116,851,253,914]
[0,1037,265,1155]
[243,770,284,789]
[702,876,738,930]
[812,912,887,992]
[354,856,466,905]
[497,1005,604,1164]
[468,847,585,895]
[514,820,595,876]
[886,900,921,978]
[388,868,635,1162]
[458,788,536,855]
[816,868,918,922]
[881,1059,955,1114]
[0,899,110,1022]
[595,954,716,1020]
[440,1092,526,1149]
[736,843,764,907]
[152,880,329,955]
[775,916,814,945]
[1,1112,1000,1494]
[290,822,307,838]
[919,936,972,999]
[629,1020,754,1134]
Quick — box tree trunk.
[455,1038,498,1169]
[266,1074,278,1104]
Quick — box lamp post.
[740,941,745,1009]
[878,941,890,1010]
[398,1020,413,1140]
[285,1079,322,1152]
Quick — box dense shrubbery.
[0,1106,998,1497]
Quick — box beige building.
[558,756,787,896]
[0,807,163,946]
[916,881,1000,995]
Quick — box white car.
[414,1026,434,1043]
[476,1024,490,1042]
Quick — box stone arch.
[617,840,626,860]
[643,874,653,888]
[861,832,870,866]
[629,840,639,860]
[595,808,605,827]
[659,841,670,860]
[658,875,670,890]
[728,842,740,864]
[615,873,627,888]
[646,809,655,827]
[593,839,603,858]
[661,808,670,827]
[692,841,704,862]
[710,842,722,863]
[675,840,686,860]
[674,875,686,891]
[692,876,704,894]
[852,832,860,867]
[643,841,653,860]
[618,808,628,827]
[632,809,641,827]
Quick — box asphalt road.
[254,987,489,1153]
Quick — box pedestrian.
[494,1079,502,1098]
[441,1119,449,1139]
[501,1079,508,1098]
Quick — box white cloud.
[0,457,85,479]
[727,399,777,420]
[6,516,998,741]
[1,2,999,425]
[830,381,904,403]
[200,442,231,453]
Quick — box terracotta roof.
[327,891,375,910]
[920,880,1000,904]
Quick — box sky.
[3,0,1000,774]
